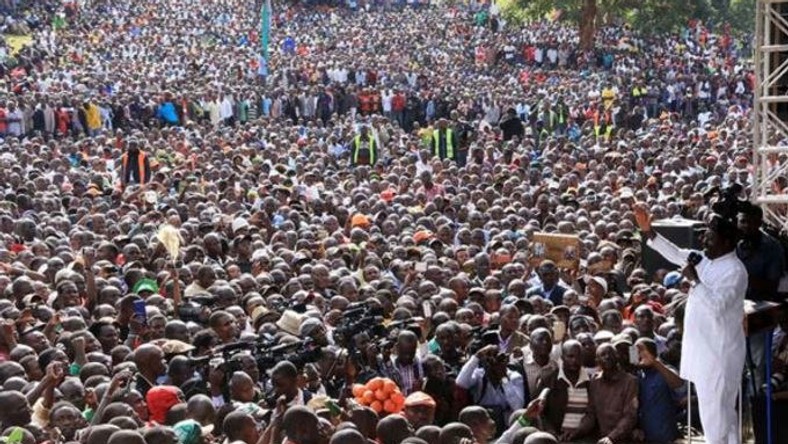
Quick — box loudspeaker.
[641,219,705,277]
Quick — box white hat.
[585,275,608,294]
[232,217,249,234]
[276,310,305,336]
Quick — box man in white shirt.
[381,89,393,120]
[456,344,525,433]
[636,204,746,444]
[6,102,24,138]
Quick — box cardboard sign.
[529,233,580,270]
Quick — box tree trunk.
[579,0,597,50]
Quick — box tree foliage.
[503,0,755,45]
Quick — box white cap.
[232,217,249,234]
[585,275,608,294]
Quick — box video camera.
[332,300,387,348]
[178,294,216,324]
[194,335,322,378]
[332,301,422,354]
[467,326,499,355]
[705,183,744,221]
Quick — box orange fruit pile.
[351,377,405,414]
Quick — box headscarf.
[146,385,182,424]
[173,419,209,444]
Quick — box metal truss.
[753,0,788,230]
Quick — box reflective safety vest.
[433,128,454,159]
[593,110,614,139]
[122,151,148,185]
[557,107,566,125]
[352,135,377,165]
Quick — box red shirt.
[392,94,406,111]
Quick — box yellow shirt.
[601,88,615,108]
[85,104,101,130]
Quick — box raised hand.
[633,203,652,233]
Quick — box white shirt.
[646,234,747,384]
[220,98,234,119]
[456,355,525,412]
[381,92,393,112]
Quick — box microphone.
[688,251,703,266]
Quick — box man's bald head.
[438,423,473,444]
[415,425,440,443]
[348,406,378,439]
[107,430,146,444]
[86,425,121,444]
[283,406,319,444]
[223,411,256,443]
[186,394,216,426]
[377,414,413,444]
[142,426,177,444]
[133,344,165,378]
[523,432,558,444]
[329,429,366,444]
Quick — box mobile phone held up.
[133,299,147,326]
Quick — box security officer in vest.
[120,138,151,188]
[432,118,458,161]
[350,125,378,166]
[631,80,648,107]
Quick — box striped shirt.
[558,366,590,432]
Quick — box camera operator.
[349,331,388,384]
[271,361,314,408]
[456,344,525,434]
[299,317,331,347]
[208,311,239,345]
[737,203,785,390]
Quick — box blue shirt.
[525,284,566,306]
[637,367,679,444]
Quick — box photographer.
[208,311,239,345]
[456,344,525,434]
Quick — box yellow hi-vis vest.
[353,135,376,165]
[433,128,454,159]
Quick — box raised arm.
[635,203,692,266]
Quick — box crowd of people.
[0,0,787,443]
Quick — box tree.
[506,0,740,47]
[579,0,597,50]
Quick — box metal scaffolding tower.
[753,0,788,230]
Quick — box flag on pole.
[260,0,271,60]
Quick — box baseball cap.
[132,278,159,295]
[404,392,436,408]
[584,275,608,294]
[663,271,682,288]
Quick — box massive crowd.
[0,0,787,443]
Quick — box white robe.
[647,234,746,444]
